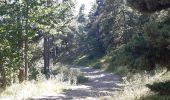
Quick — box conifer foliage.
[127,0,170,13]
[0,0,74,88]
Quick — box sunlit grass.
[0,64,82,100]
[0,78,71,100]
[110,67,169,100]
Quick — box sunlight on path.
[30,67,122,100]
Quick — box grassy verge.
[0,64,84,100]
[110,67,170,100]
[74,54,112,70]
[0,80,70,100]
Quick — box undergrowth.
[0,64,83,100]
[0,80,70,100]
[110,67,170,100]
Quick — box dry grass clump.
[50,64,83,84]
[0,79,70,100]
[0,64,82,100]
[111,68,168,100]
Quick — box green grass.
[92,62,102,69]
[74,54,106,70]
[74,55,100,66]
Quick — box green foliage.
[127,0,170,13]
[75,55,100,66]
[106,18,170,71]
[107,65,129,76]
[50,65,84,84]
[76,0,151,73]
[125,35,152,70]
[0,0,74,87]
[74,56,89,66]
[107,34,154,72]
[146,81,170,95]
[106,44,131,74]
[144,21,170,49]
[92,62,102,69]
[28,65,40,80]
[125,0,170,72]
[143,20,170,68]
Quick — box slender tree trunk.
[1,64,6,88]
[48,36,50,69]
[24,0,29,80]
[24,37,28,80]
[50,35,56,64]
[44,35,50,78]
[52,47,56,64]
[122,0,127,44]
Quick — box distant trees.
[77,4,86,23]
[85,0,147,56]
[77,0,162,71]
[34,0,170,73]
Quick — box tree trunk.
[24,37,28,80]
[122,0,128,44]
[44,35,50,78]
[24,0,29,80]
[1,63,7,88]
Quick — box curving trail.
[30,67,121,100]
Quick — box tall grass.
[0,64,82,100]
[0,80,70,100]
[111,67,169,100]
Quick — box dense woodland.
[1,0,170,99]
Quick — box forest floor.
[30,67,122,100]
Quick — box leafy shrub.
[75,55,89,66]
[29,65,40,80]
[146,81,170,95]
[50,64,87,84]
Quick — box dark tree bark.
[18,68,25,83]
[44,35,50,78]
[24,0,29,80]
[24,37,28,80]
[52,47,56,64]
[0,62,6,88]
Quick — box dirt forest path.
[30,67,122,100]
